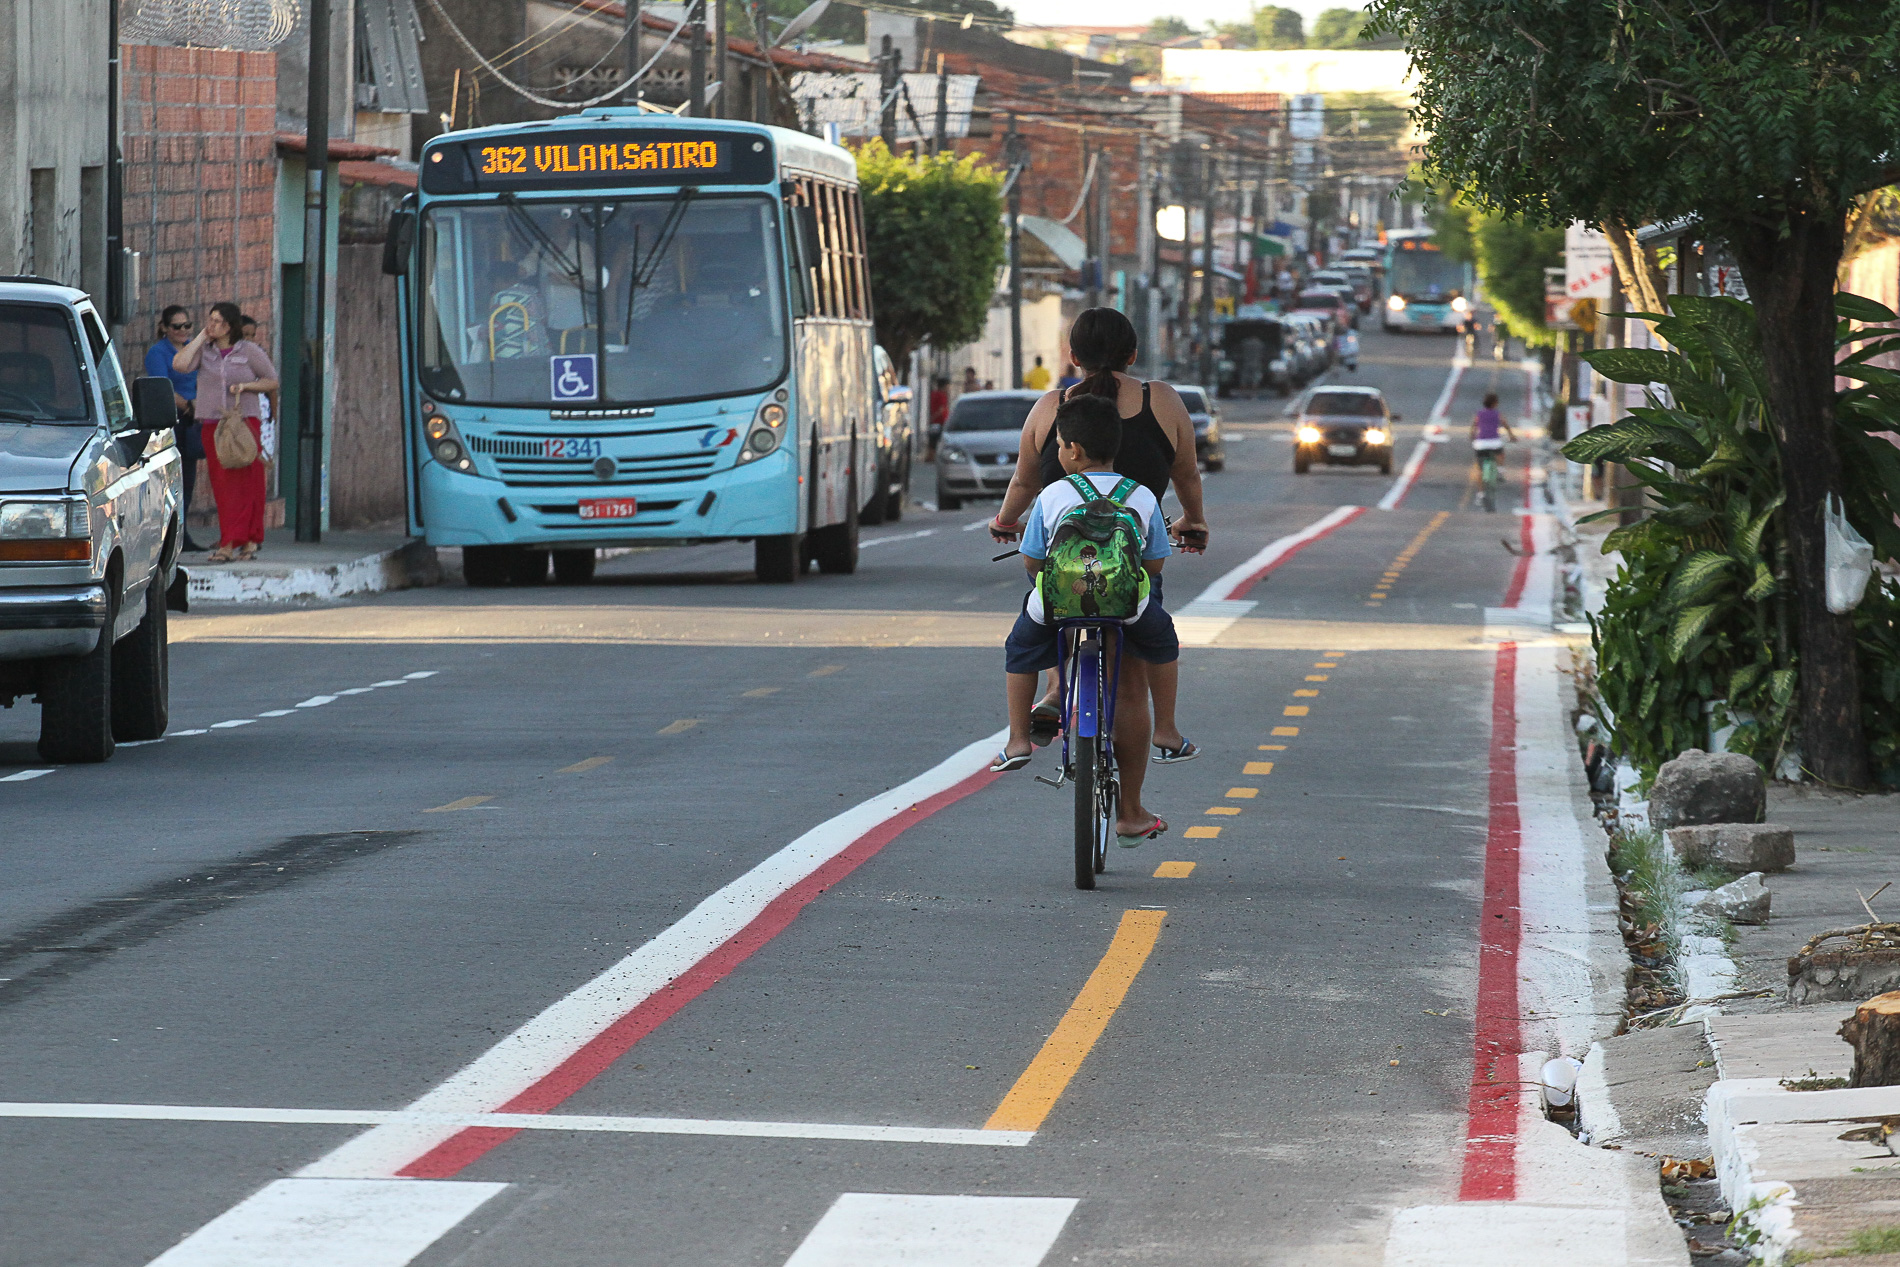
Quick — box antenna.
[773,0,830,47]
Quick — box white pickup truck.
[0,277,185,762]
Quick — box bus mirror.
[382,209,416,276]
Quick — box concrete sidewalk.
[179,529,442,604]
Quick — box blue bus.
[385,111,887,584]
[1380,229,1474,333]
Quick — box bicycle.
[1477,447,1502,513]
[1034,619,1123,889]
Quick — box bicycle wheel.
[1074,734,1100,890]
[1093,740,1114,875]
[1480,457,1498,512]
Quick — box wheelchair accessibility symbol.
[550,354,598,403]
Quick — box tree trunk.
[1729,209,1872,789]
[1842,991,1900,1087]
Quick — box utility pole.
[297,0,332,543]
[878,35,900,148]
[689,0,706,117]
[1082,140,1098,309]
[1197,152,1217,389]
[713,0,726,118]
[106,0,125,323]
[1135,134,1154,373]
[932,54,948,155]
[1005,114,1027,390]
[624,0,642,104]
[1097,146,1113,310]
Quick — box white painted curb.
[186,541,440,604]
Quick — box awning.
[1017,215,1087,271]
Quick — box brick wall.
[120,45,278,362]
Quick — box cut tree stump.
[1842,992,1900,1087]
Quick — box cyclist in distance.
[1471,391,1518,511]
[991,394,1173,845]
[990,308,1209,764]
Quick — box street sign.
[550,354,599,403]
[1564,223,1613,300]
[1705,257,1750,301]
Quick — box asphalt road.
[0,327,1547,1266]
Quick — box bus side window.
[822,183,848,318]
[789,201,820,318]
[840,188,867,320]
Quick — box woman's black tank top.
[1036,382,1176,501]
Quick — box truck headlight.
[1387,295,1406,312]
[0,498,92,561]
[1451,296,1470,313]
[1297,426,1322,444]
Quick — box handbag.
[213,406,259,469]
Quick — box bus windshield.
[1387,246,1466,301]
[418,194,787,407]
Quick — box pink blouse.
[191,340,277,421]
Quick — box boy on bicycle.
[991,395,1174,846]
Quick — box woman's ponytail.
[1064,307,1138,401]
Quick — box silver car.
[935,390,1039,511]
[0,277,183,762]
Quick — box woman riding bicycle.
[989,308,1209,763]
[1471,392,1518,513]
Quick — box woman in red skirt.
[174,301,278,561]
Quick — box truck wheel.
[812,472,861,575]
[463,546,511,587]
[39,590,116,763]
[552,548,596,584]
[755,532,804,583]
[111,577,168,741]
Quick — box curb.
[185,539,442,604]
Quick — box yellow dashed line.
[1284,705,1309,717]
[425,795,492,813]
[1306,675,1329,682]
[558,756,612,773]
[1258,744,1287,751]
[1154,861,1196,878]
[1226,787,1258,798]
[1294,689,1319,697]
[1314,662,1337,669]
[1243,760,1275,775]
[1206,806,1241,816]
[808,665,844,677]
[1272,726,1299,736]
[656,719,701,735]
[1185,825,1221,839]
[742,687,781,697]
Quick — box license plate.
[577,497,638,520]
[543,436,604,459]
[1328,444,1358,457]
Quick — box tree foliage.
[1426,183,1563,347]
[1309,8,1366,48]
[855,140,1006,368]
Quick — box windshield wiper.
[496,192,586,293]
[0,408,49,423]
[621,186,697,347]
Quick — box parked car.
[935,389,1038,510]
[0,276,184,762]
[1283,311,1334,379]
[1336,264,1377,313]
[1216,317,1292,396]
[1170,385,1225,472]
[863,345,912,525]
[1295,287,1358,331]
[1293,385,1399,475]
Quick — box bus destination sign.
[423,128,774,193]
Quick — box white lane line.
[295,696,336,708]
[257,710,293,718]
[297,727,1006,1181]
[371,680,407,688]
[170,729,209,736]
[1429,352,1470,423]
[1377,437,1440,512]
[146,1178,505,1267]
[963,519,989,530]
[860,528,938,548]
[1192,504,1366,605]
[0,1103,1033,1147]
[336,687,376,696]
[401,671,437,680]
[210,719,255,729]
[0,769,54,782]
[785,1193,1079,1267]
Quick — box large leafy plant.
[1565,294,1900,783]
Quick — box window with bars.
[790,178,871,321]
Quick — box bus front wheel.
[755,532,804,583]
[463,546,512,587]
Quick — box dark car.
[1170,384,1225,472]
[1294,288,1357,331]
[863,345,912,525]
[1293,386,1399,475]
[935,390,1038,510]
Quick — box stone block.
[1651,748,1766,828]
[1693,871,1772,925]
[1790,950,1900,1006]
[1669,822,1794,873]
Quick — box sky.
[1008,0,1359,30]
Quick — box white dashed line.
[171,729,209,737]
[257,710,293,718]
[210,719,255,729]
[859,528,938,548]
[371,680,406,688]
[296,696,337,708]
[0,769,54,782]
[402,671,437,680]
[336,687,376,696]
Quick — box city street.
[0,328,1562,1266]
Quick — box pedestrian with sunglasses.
[145,305,207,552]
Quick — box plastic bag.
[1825,494,1874,614]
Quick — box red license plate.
[577,497,638,520]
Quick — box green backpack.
[1040,474,1150,622]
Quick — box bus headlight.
[1387,294,1406,312]
[1297,426,1322,444]
[425,416,474,472]
[1451,296,1470,313]
[737,399,788,463]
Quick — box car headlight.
[1365,428,1388,445]
[1451,296,1470,313]
[0,498,92,561]
[1387,294,1406,311]
[940,446,968,463]
[1297,425,1322,444]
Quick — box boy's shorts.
[1004,575,1180,674]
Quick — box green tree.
[855,140,1006,368]
[1251,5,1303,48]
[1309,8,1365,48]
[1365,0,1900,787]
[1425,182,1562,345]
[1144,15,1196,41]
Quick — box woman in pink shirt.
[174,302,278,561]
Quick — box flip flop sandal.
[988,750,1033,773]
[1117,816,1168,848]
[1029,701,1062,746]
[207,547,235,563]
[1152,739,1200,764]
[237,544,258,560]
